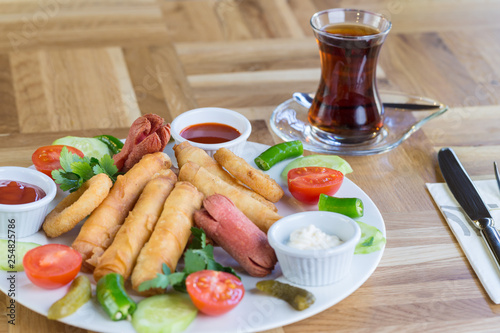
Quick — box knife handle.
[479,219,500,270]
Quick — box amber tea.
[323,23,380,36]
[308,10,391,144]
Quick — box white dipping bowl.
[170,107,251,157]
[0,167,57,238]
[268,211,361,286]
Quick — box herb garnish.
[52,146,119,192]
[139,227,239,293]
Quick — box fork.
[494,162,500,192]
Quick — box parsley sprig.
[139,227,239,293]
[52,146,119,192]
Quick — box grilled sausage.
[194,194,277,277]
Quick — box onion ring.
[43,173,113,238]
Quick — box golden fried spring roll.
[174,141,277,212]
[131,181,204,296]
[72,152,172,272]
[213,147,284,203]
[178,161,282,233]
[92,169,177,283]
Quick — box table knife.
[438,147,500,270]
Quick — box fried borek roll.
[92,169,177,283]
[131,181,203,296]
[213,147,284,203]
[72,152,172,272]
[178,161,282,233]
[43,173,113,238]
[173,141,277,212]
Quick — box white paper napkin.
[427,179,500,304]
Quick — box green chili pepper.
[318,193,364,218]
[97,273,136,321]
[94,135,124,155]
[256,280,315,311]
[47,276,91,320]
[254,140,303,171]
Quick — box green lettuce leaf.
[355,221,386,254]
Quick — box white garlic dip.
[287,224,343,250]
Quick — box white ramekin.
[267,211,361,286]
[170,107,252,157]
[0,167,57,238]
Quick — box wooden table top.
[2,0,500,332]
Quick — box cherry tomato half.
[32,145,84,179]
[287,166,344,205]
[185,270,244,316]
[23,244,82,289]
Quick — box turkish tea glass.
[308,9,392,144]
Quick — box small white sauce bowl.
[0,167,57,239]
[170,107,252,157]
[268,211,361,286]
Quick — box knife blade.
[438,147,500,271]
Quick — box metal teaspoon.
[292,92,441,110]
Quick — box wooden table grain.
[2,0,500,332]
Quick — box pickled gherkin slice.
[48,275,91,320]
[256,280,315,311]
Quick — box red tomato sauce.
[180,123,241,144]
[0,180,46,205]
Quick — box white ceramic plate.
[0,142,385,333]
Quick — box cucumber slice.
[0,240,40,271]
[281,155,353,182]
[355,221,386,254]
[132,293,197,333]
[53,136,111,159]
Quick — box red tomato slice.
[32,145,84,179]
[287,166,344,205]
[23,244,82,289]
[185,270,244,316]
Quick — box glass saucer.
[270,91,449,156]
